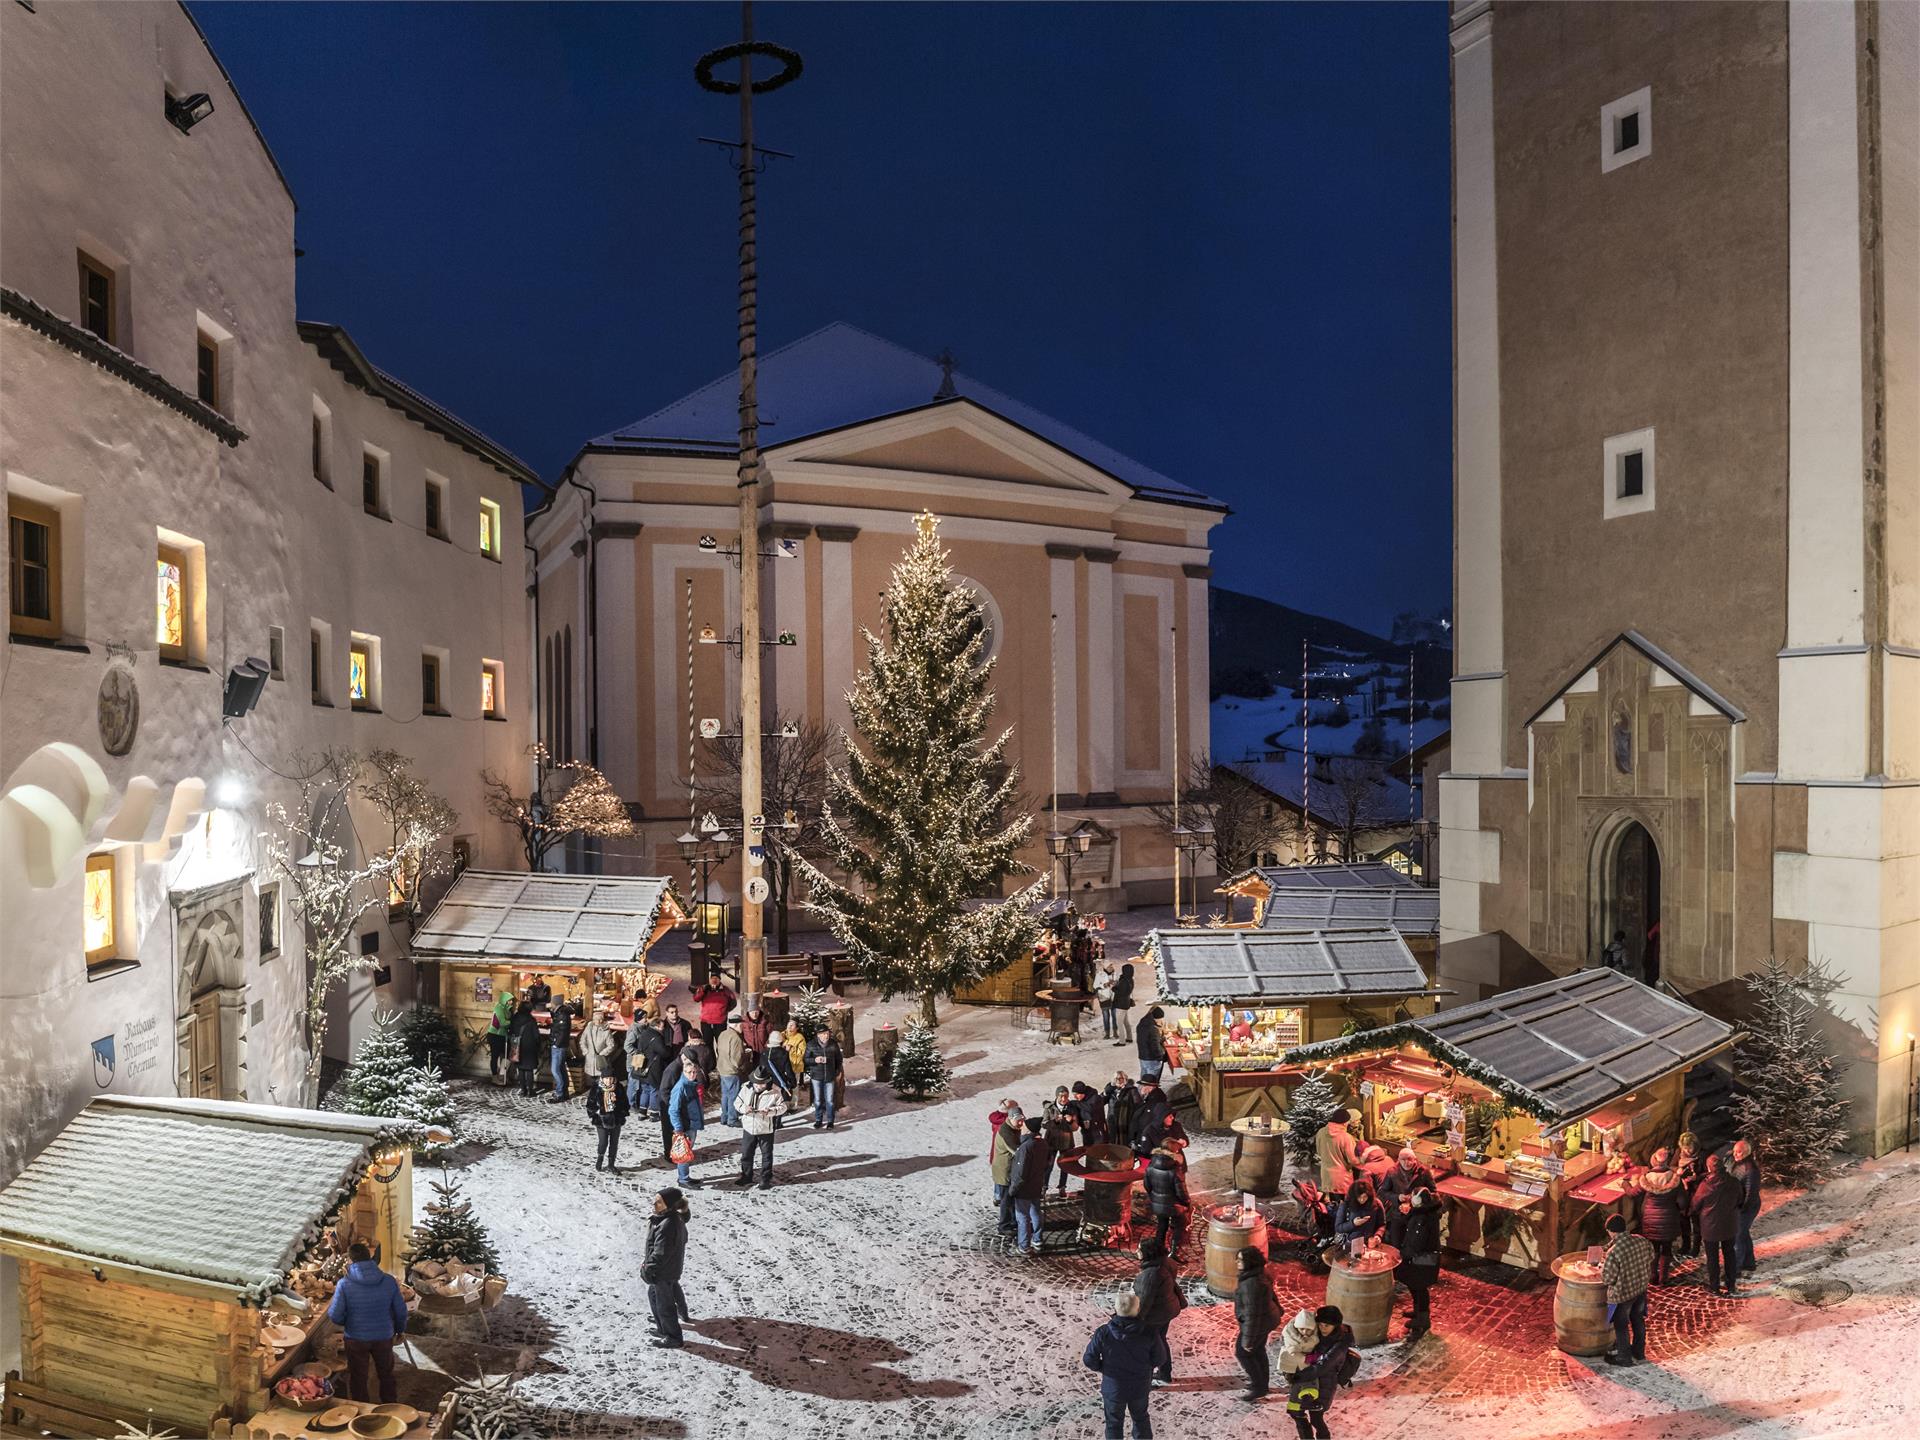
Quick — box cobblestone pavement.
[417,966,1920,1440]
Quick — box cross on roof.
[933,347,958,400]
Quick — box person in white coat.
[1274,1307,1322,1384]
[732,1073,787,1190]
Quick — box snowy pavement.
[411,973,1920,1440]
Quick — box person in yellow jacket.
[782,1026,808,1081]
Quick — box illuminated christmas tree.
[891,1021,951,1100]
[799,513,1043,1027]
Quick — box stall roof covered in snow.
[410,870,681,966]
[0,1097,392,1302]
[1256,886,1440,938]
[1281,969,1737,1126]
[1147,926,1434,1006]
[1223,861,1420,894]
[1226,761,1415,837]
[580,322,1224,510]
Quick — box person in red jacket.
[690,981,736,1047]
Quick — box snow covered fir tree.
[799,513,1044,1027]
[890,1021,951,1100]
[340,1009,456,1149]
[1733,954,1851,1185]
[1284,1069,1344,1174]
[410,1169,501,1277]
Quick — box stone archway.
[1590,816,1662,983]
[173,884,249,1100]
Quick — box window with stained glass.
[84,852,116,964]
[349,641,371,709]
[156,547,186,657]
[479,499,501,559]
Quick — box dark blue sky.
[192,1,1451,636]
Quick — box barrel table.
[1203,1204,1273,1297]
[1549,1253,1612,1357]
[1034,986,1091,1044]
[1324,1243,1400,1346]
[1228,1116,1289,1197]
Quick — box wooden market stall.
[1147,926,1442,1127]
[1279,968,1736,1275]
[410,870,684,1077]
[0,1097,415,1437]
[954,899,1104,1007]
[1219,863,1440,975]
[1220,860,1419,910]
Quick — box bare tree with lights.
[798,513,1044,1027]
[481,742,636,871]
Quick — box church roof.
[581,322,1224,510]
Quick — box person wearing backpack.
[1287,1304,1356,1439]
[1131,1235,1186,1387]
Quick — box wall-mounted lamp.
[165,91,215,134]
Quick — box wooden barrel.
[1230,1123,1287,1197]
[1204,1208,1270,1297]
[1325,1248,1399,1346]
[1549,1255,1612,1357]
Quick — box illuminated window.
[388,852,417,915]
[479,499,501,560]
[349,641,370,708]
[481,658,504,717]
[156,544,187,659]
[84,852,116,965]
[8,495,61,639]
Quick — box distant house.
[1221,755,1417,871]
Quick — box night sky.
[190,1,1451,637]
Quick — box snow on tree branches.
[1733,954,1851,1186]
[891,1021,951,1100]
[798,513,1043,1027]
[341,1009,457,1152]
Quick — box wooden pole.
[1171,621,1181,916]
[735,0,766,1002]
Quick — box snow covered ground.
[404,952,1920,1439]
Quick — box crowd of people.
[484,976,849,1192]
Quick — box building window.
[311,399,332,486]
[348,633,380,712]
[425,475,448,539]
[156,545,187,660]
[78,253,115,343]
[268,624,285,679]
[479,499,501,560]
[8,495,61,639]
[481,658,504,718]
[310,620,333,705]
[194,317,233,414]
[421,648,445,714]
[84,851,117,966]
[362,449,386,517]
[196,333,218,406]
[258,881,280,959]
[1603,427,1657,519]
[1600,86,1652,173]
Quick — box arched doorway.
[1597,820,1661,984]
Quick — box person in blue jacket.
[667,1055,707,1187]
[1083,1292,1159,1438]
[326,1242,408,1403]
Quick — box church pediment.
[774,401,1129,499]
[1527,631,1743,729]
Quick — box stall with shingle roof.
[1277,969,1738,1274]
[1225,860,1420,894]
[0,1096,418,1434]
[1254,886,1440,940]
[1142,926,1443,1126]
[412,870,685,1077]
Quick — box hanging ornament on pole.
[694,2,802,1006]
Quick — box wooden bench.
[2,1373,207,1439]
[765,952,814,985]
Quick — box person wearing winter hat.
[733,1069,787,1189]
[1287,1305,1354,1439]
[585,1072,629,1172]
[1274,1307,1321,1385]
[1637,1148,1686,1285]
[1316,1109,1366,1197]
[642,1188,691,1347]
[1601,1213,1655,1365]
[1083,1292,1157,1439]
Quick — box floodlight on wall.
[223,657,271,718]
[214,774,247,808]
[166,91,215,134]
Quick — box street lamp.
[1172,825,1213,920]
[677,829,735,942]
[1045,822,1096,898]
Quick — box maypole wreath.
[695,40,804,95]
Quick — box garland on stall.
[1280,1024,1565,1125]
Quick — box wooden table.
[1228,1116,1288,1196]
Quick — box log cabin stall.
[1146,926,1442,1127]
[0,1097,414,1437]
[409,871,684,1077]
[1279,968,1736,1275]
[1221,863,1441,977]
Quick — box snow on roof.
[587,321,1223,509]
[1284,969,1736,1126]
[1224,861,1419,893]
[1147,926,1431,1006]
[0,1098,391,1302]
[1257,886,1440,938]
[1226,759,1415,832]
[411,869,679,966]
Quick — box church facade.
[1440,1,1918,1151]
[528,323,1227,912]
